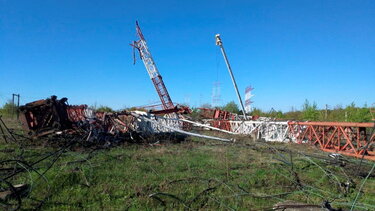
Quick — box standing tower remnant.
[131,21,174,110]
[215,34,247,119]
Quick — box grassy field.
[0,117,374,210]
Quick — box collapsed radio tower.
[131,21,174,111]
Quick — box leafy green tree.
[222,101,240,114]
[345,102,371,122]
[326,104,345,122]
[284,106,302,120]
[356,107,372,122]
[284,111,303,120]
[345,102,356,122]
[302,99,319,121]
[96,105,114,113]
[275,110,284,119]
[267,108,285,119]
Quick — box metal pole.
[215,34,247,120]
[16,94,20,119]
[325,104,328,120]
[12,94,15,118]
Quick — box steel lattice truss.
[288,121,375,161]
[204,119,375,160]
[206,120,291,142]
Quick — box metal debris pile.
[16,96,231,145]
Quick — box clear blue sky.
[1,0,374,111]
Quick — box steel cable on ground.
[350,163,375,211]
[356,124,375,176]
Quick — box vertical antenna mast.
[212,81,221,108]
[132,21,174,110]
[215,34,247,119]
[245,86,254,114]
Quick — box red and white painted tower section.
[245,86,254,113]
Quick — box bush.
[222,101,240,114]
[96,106,114,113]
[251,108,264,117]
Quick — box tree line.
[1,99,374,122]
[197,100,374,122]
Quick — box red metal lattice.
[288,121,375,161]
[151,75,174,110]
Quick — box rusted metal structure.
[199,108,265,133]
[288,121,375,161]
[67,105,93,122]
[17,96,225,142]
[203,117,375,160]
[210,120,232,132]
[199,108,237,132]
[18,96,73,136]
[142,104,191,115]
[199,108,238,120]
[18,96,95,137]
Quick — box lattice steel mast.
[245,86,254,113]
[132,21,174,110]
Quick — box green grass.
[0,118,374,210]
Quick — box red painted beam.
[288,121,374,128]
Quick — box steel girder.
[206,119,375,160]
[288,121,375,161]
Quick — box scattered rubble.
[16,96,231,145]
